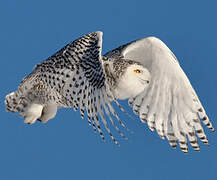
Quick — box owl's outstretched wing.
[5,31,127,144]
[104,37,214,152]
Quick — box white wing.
[104,36,214,152]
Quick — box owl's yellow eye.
[134,69,141,73]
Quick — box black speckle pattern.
[5,31,136,147]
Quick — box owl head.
[111,60,151,99]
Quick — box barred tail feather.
[5,90,27,113]
[5,90,45,124]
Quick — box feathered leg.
[20,103,44,124]
[38,104,57,123]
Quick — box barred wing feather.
[5,32,126,144]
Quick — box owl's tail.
[5,90,57,124]
[5,90,27,113]
[5,91,43,124]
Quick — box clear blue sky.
[1,0,217,179]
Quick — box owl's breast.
[113,72,149,100]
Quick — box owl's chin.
[112,78,147,100]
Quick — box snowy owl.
[5,31,214,153]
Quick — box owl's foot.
[19,103,44,124]
[38,104,57,123]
